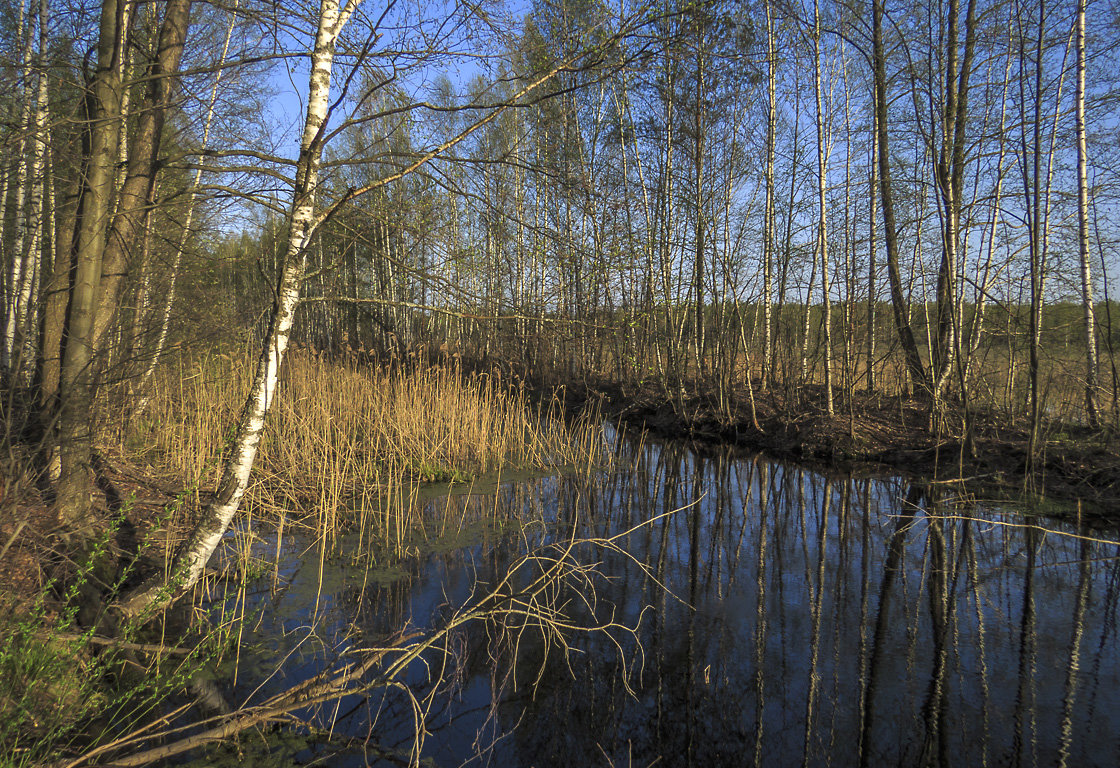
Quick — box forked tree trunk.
[52,0,192,531]
[54,0,125,530]
[89,0,191,358]
[930,0,979,428]
[872,0,930,396]
[38,169,79,432]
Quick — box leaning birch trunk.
[118,0,349,619]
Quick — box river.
[199,427,1120,767]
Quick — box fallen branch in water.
[888,512,1120,548]
[57,510,688,768]
[56,629,419,768]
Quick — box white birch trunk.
[0,170,10,286]
[813,0,834,414]
[111,0,134,214]
[129,206,154,362]
[867,114,878,394]
[965,35,1013,385]
[14,0,51,380]
[119,0,352,618]
[1075,0,1099,427]
[762,0,776,389]
[3,0,37,372]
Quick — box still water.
[214,429,1120,767]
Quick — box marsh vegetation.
[2,0,1119,763]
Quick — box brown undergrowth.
[563,376,1120,518]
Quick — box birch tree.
[928,0,980,425]
[2,0,40,375]
[10,0,50,380]
[1075,0,1099,428]
[812,0,834,415]
[761,0,776,389]
[118,0,645,617]
[120,0,355,617]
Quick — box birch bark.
[762,0,776,390]
[119,0,353,617]
[1075,0,1099,427]
[813,0,834,415]
[3,0,38,372]
[11,0,50,380]
[16,0,51,378]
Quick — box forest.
[1,0,1119,764]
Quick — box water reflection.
[225,431,1120,767]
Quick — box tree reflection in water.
[226,430,1120,767]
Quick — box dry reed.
[114,348,604,544]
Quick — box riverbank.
[560,377,1120,519]
[5,350,1118,764]
[0,351,607,766]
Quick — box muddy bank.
[560,378,1120,518]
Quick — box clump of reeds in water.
[118,347,604,546]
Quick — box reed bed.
[115,347,604,545]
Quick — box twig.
[889,513,1120,547]
[37,631,194,656]
[924,473,997,484]
[0,519,28,562]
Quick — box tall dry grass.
[113,347,604,546]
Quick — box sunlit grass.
[113,347,605,544]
